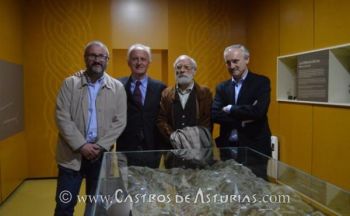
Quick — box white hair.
[224,44,250,60]
[127,43,152,62]
[173,55,197,72]
[84,40,109,57]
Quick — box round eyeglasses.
[85,54,109,61]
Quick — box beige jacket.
[56,72,127,171]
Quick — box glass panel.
[92,147,350,216]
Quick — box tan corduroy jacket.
[55,72,127,171]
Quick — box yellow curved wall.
[24,0,112,178]
[247,0,350,190]
[0,0,26,202]
[23,0,247,180]
[2,0,349,202]
[278,0,315,173]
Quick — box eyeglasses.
[85,54,109,61]
[175,64,192,71]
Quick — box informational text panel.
[297,50,329,102]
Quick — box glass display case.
[91,147,349,216]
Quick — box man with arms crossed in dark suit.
[211,44,271,178]
[117,44,166,168]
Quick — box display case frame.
[92,148,350,215]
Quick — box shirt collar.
[232,69,248,84]
[176,81,194,95]
[81,71,106,87]
[87,75,105,85]
[132,76,148,87]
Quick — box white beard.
[177,74,193,85]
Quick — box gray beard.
[91,65,104,74]
[177,75,193,85]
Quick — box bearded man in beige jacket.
[54,41,127,216]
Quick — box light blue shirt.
[130,76,148,105]
[232,70,248,104]
[86,76,104,143]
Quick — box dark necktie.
[133,81,142,106]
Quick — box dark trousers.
[54,157,102,216]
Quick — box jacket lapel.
[124,77,133,98]
[224,80,234,104]
[236,71,251,104]
[143,77,153,109]
[81,76,89,129]
[125,76,142,108]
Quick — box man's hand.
[240,100,257,127]
[80,143,101,160]
[222,104,232,113]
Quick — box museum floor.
[0,179,85,215]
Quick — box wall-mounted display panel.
[277,43,350,107]
[0,60,24,140]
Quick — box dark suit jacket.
[211,71,271,155]
[117,76,166,151]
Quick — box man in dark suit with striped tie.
[211,44,271,178]
[117,44,166,168]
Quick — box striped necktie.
[133,81,142,106]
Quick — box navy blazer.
[211,71,271,155]
[117,76,166,151]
